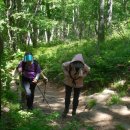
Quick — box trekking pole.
[43,81,47,101]
[36,82,52,111]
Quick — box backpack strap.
[22,60,38,72]
[22,61,26,72]
[33,60,38,72]
[69,64,80,87]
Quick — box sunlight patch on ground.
[110,105,130,115]
[87,89,116,103]
[91,112,112,122]
[121,97,130,102]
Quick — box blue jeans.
[21,76,36,109]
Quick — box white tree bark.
[107,0,113,27]
[98,0,105,42]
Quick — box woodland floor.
[10,79,130,130]
[32,81,130,130]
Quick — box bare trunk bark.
[32,23,38,47]
[98,0,105,43]
[61,0,66,40]
[122,0,128,13]
[6,0,16,51]
[26,0,42,46]
[79,21,84,40]
[107,0,113,27]
[72,7,76,37]
[50,28,54,41]
[67,24,70,37]
[45,2,51,43]
[0,34,4,118]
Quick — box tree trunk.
[72,6,79,39]
[16,0,22,12]
[45,2,51,43]
[61,0,67,40]
[122,0,128,13]
[26,0,41,46]
[32,23,38,47]
[6,0,16,51]
[107,0,113,27]
[79,21,84,40]
[32,0,42,46]
[72,6,76,38]
[0,34,4,118]
[98,0,105,43]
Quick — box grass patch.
[107,94,122,106]
[86,99,97,109]
[115,124,126,130]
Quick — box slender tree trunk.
[79,21,84,40]
[98,0,105,43]
[107,0,113,27]
[26,0,41,46]
[16,0,22,12]
[32,23,38,47]
[122,0,128,13]
[26,31,32,45]
[93,0,99,37]
[67,24,70,37]
[0,34,4,118]
[61,0,66,40]
[72,6,76,37]
[15,0,22,45]
[6,0,16,51]
[32,0,42,46]
[45,2,51,43]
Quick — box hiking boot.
[62,109,69,118]
[72,111,76,116]
[27,106,33,111]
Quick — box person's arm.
[34,73,40,80]
[16,61,23,74]
[82,64,90,77]
[40,72,48,83]
[33,64,41,83]
[62,62,70,76]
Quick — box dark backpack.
[22,60,38,72]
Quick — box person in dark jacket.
[62,54,90,117]
[17,52,44,110]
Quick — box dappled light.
[110,105,130,115]
[111,79,126,89]
[1,0,130,129]
[92,111,112,122]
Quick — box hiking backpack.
[22,60,38,72]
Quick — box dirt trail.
[33,81,130,130]
[34,81,86,113]
[10,79,130,130]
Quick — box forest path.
[33,81,130,130]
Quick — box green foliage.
[107,94,122,106]
[111,79,128,97]
[1,108,60,130]
[86,99,97,109]
[87,126,94,130]
[115,124,126,130]
[63,120,81,130]
[11,36,127,92]
[3,90,19,103]
[1,0,130,129]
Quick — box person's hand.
[44,77,48,83]
[18,68,22,72]
[78,69,83,77]
[17,68,22,75]
[32,79,38,83]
